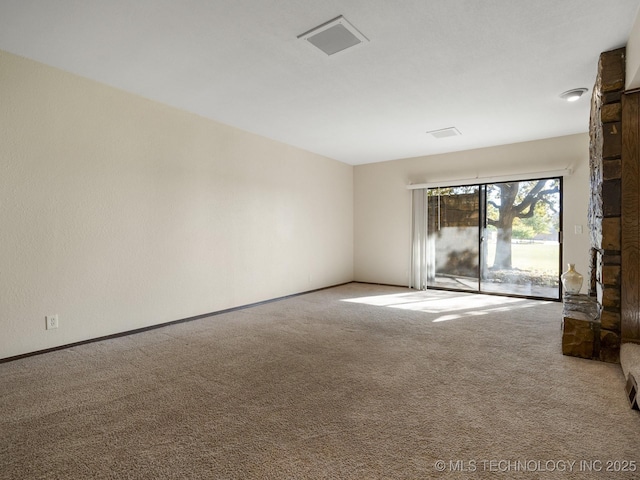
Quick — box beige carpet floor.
[1,282,639,479]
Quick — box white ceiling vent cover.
[427,127,462,139]
[298,16,369,56]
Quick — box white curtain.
[410,188,427,290]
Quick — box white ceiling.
[1,0,639,165]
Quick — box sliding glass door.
[426,186,480,292]
[480,179,561,298]
[424,178,561,300]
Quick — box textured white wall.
[354,134,591,289]
[0,50,354,359]
[626,6,640,90]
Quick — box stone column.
[588,48,625,363]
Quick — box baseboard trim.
[0,282,352,364]
[354,281,411,289]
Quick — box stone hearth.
[562,294,600,359]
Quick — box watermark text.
[434,459,637,474]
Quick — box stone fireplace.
[562,48,625,363]
[588,47,625,363]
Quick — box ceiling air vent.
[427,127,461,139]
[298,16,369,56]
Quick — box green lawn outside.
[485,241,560,274]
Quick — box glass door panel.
[480,179,561,299]
[426,186,480,292]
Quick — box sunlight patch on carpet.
[342,290,551,322]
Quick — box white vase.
[561,263,583,294]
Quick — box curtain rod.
[406,168,572,190]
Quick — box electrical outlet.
[45,315,58,330]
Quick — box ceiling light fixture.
[560,88,588,102]
[298,15,369,56]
